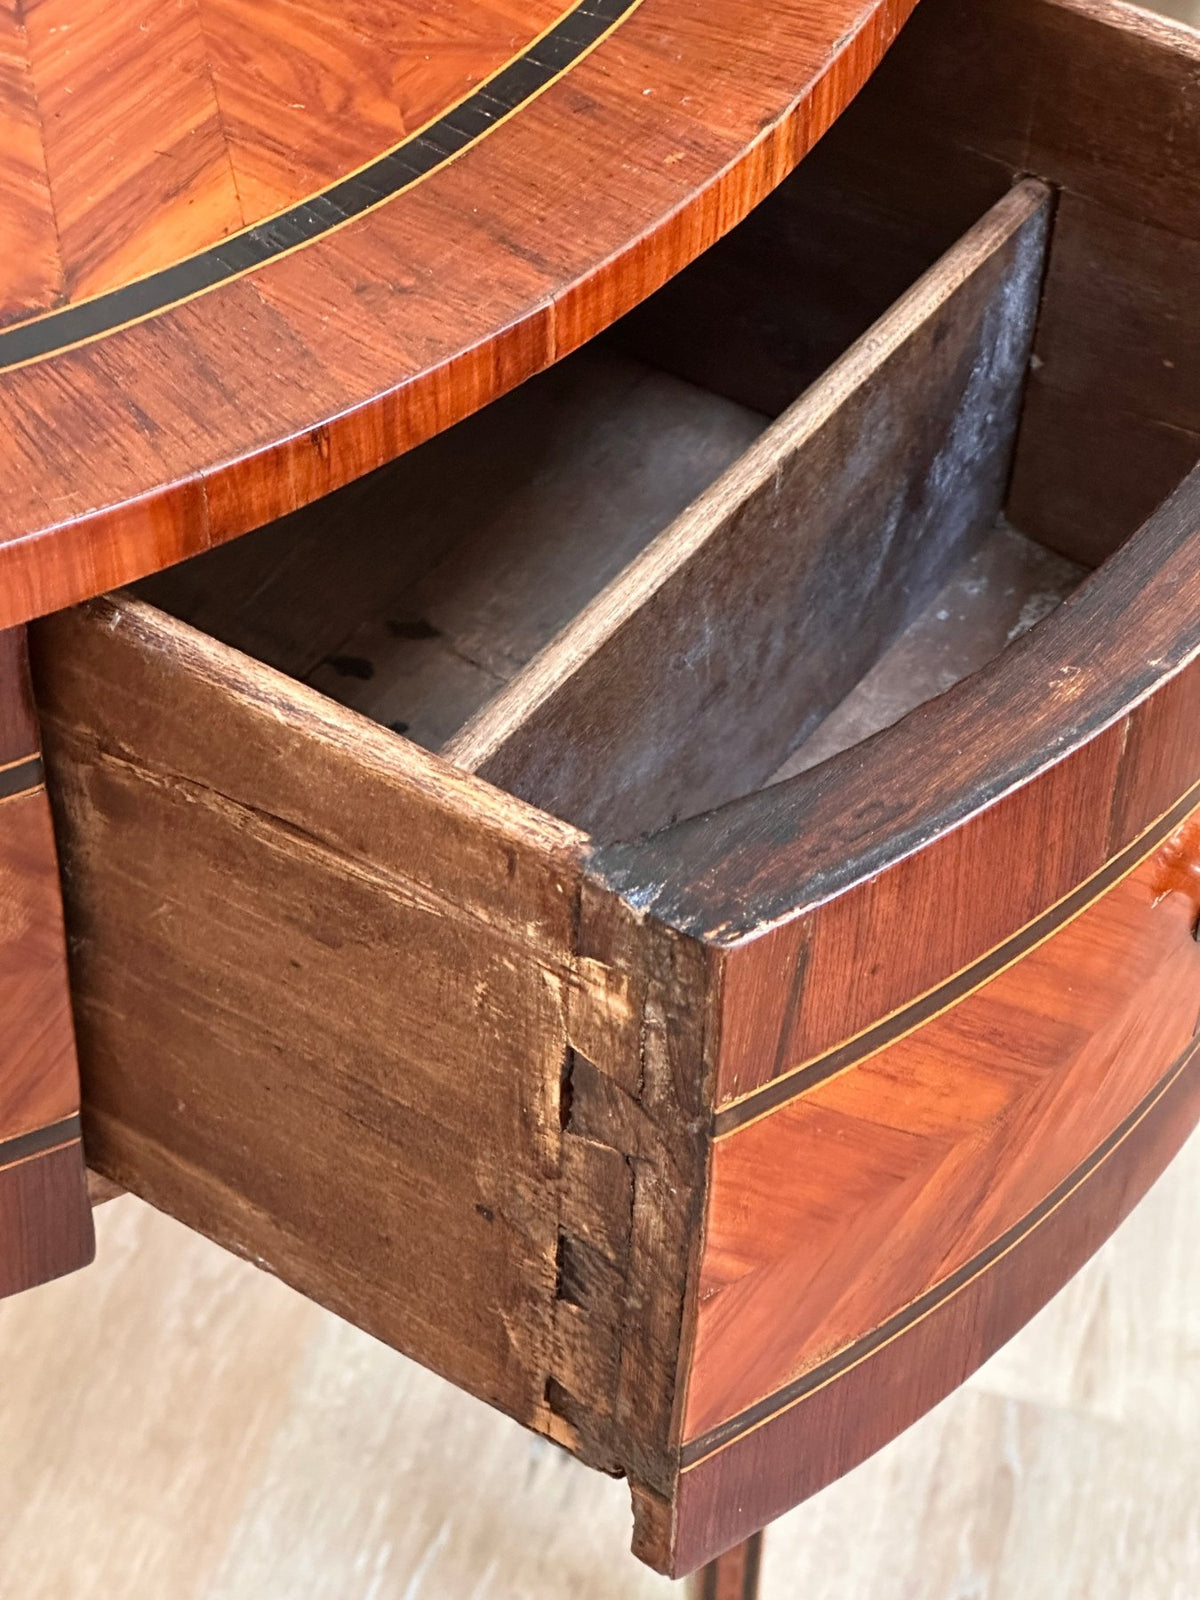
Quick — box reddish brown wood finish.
[2,0,564,311]
[0,627,93,1300]
[686,805,1200,1446]
[670,1039,1200,1571]
[0,0,918,629]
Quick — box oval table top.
[0,0,917,628]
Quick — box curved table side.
[0,0,917,629]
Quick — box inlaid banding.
[684,1036,1200,1467]
[0,1115,83,1175]
[0,0,644,376]
[714,775,1200,1137]
[0,755,45,803]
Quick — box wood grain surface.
[673,1044,1200,1573]
[686,805,1200,1434]
[18,1,1200,1578]
[730,0,1200,567]
[600,463,1200,1100]
[32,595,585,1428]
[32,590,711,1512]
[10,489,1200,1589]
[0,626,92,1300]
[0,0,918,629]
[450,181,1049,838]
[135,346,766,753]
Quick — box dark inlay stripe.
[714,775,1200,1138]
[0,0,642,375]
[684,1035,1200,1468]
[0,1115,83,1174]
[0,754,44,802]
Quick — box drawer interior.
[124,14,1198,851]
[136,349,768,755]
[132,175,1118,845]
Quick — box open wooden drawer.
[27,0,1200,1578]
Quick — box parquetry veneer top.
[0,0,916,627]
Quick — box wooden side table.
[3,0,1199,1590]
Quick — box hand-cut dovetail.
[559,1047,580,1132]
[553,1228,591,1307]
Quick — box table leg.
[0,626,93,1297]
[691,1531,764,1600]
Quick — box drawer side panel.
[33,596,582,1428]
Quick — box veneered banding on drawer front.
[0,626,93,1300]
[670,1032,1200,1573]
[685,806,1200,1450]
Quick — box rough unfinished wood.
[807,0,1200,562]
[618,0,1200,565]
[773,522,1084,781]
[32,589,712,1525]
[137,347,765,752]
[449,182,1051,840]
[32,595,584,1426]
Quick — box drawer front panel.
[673,1036,1199,1571]
[675,791,1200,1565]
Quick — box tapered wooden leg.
[0,627,93,1297]
[691,1531,764,1600]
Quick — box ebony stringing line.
[714,776,1200,1137]
[0,0,641,374]
[0,1115,83,1174]
[0,756,44,802]
[684,1035,1200,1467]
